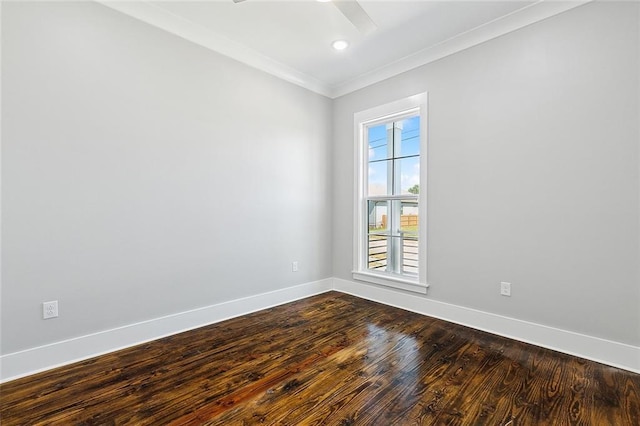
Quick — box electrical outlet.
[292,261,299,272]
[43,301,59,319]
[500,282,511,297]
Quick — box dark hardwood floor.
[1,291,639,425]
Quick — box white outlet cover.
[500,282,511,297]
[292,261,299,272]
[43,301,59,319]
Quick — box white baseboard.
[3,276,638,383]
[0,278,333,383]
[333,278,640,374]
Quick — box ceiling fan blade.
[232,0,247,3]
[333,1,377,35]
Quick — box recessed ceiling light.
[332,40,349,51]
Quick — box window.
[353,94,428,293]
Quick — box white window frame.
[352,93,428,294]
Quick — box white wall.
[1,1,332,355]
[333,2,640,347]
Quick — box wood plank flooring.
[1,291,639,425]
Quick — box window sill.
[352,271,428,294]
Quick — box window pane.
[368,160,390,196]
[399,116,420,157]
[397,200,419,276]
[397,156,420,195]
[366,200,419,276]
[398,200,419,235]
[367,234,389,272]
[402,235,419,276]
[368,124,388,161]
[367,233,416,276]
[369,144,388,162]
[367,200,389,233]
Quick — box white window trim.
[352,93,429,294]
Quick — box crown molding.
[328,0,591,98]
[97,0,333,97]
[97,1,591,100]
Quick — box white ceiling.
[100,0,589,98]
